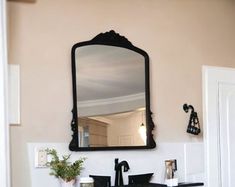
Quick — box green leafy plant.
[46,148,86,182]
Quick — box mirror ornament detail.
[69,30,156,151]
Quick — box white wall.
[108,110,146,146]
[28,143,204,187]
[7,0,235,187]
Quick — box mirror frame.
[69,30,156,151]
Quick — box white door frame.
[0,0,10,186]
[203,66,235,187]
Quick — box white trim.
[0,0,10,187]
[78,92,145,107]
[8,64,20,125]
[203,65,235,187]
[218,83,235,187]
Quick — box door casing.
[203,66,235,187]
[0,0,10,186]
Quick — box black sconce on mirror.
[183,104,201,135]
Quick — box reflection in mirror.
[78,109,146,147]
[76,45,146,147]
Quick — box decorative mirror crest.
[91,30,133,47]
[69,30,156,151]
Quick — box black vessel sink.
[112,182,204,187]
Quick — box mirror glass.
[75,45,146,147]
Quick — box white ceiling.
[76,45,145,102]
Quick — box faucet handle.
[115,158,119,163]
[114,158,119,170]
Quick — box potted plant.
[46,148,86,187]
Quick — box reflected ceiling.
[76,45,145,102]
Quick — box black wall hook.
[183,104,201,135]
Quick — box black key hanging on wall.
[183,104,201,135]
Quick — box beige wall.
[7,0,235,187]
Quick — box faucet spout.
[114,158,130,186]
[120,161,130,172]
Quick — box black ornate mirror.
[69,30,156,151]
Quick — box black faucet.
[114,158,130,186]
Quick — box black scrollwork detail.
[183,104,201,135]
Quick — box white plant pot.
[60,179,76,187]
